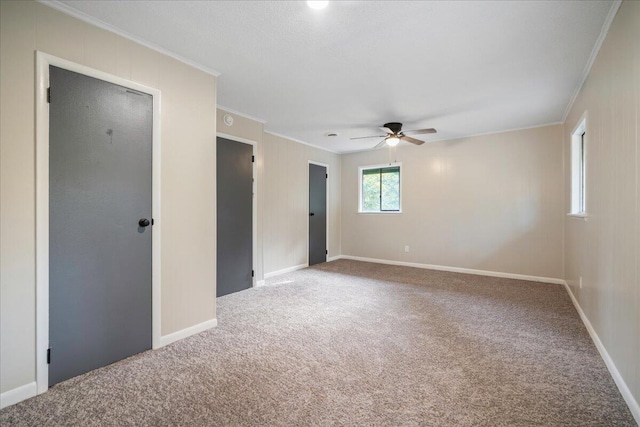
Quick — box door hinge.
[326,173,328,179]
[251,270,255,277]
[326,250,328,255]
[252,155,255,163]
[47,87,51,104]
[47,348,51,364]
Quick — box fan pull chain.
[388,145,397,164]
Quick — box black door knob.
[138,218,150,227]
[309,213,315,216]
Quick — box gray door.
[308,164,327,266]
[49,66,153,386]
[217,137,253,297]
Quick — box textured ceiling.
[55,0,614,152]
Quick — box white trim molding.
[264,263,308,279]
[562,282,640,425]
[0,382,37,409]
[569,111,588,216]
[335,255,565,284]
[256,280,266,287]
[566,213,588,221]
[159,319,218,347]
[35,52,163,396]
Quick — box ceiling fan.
[350,122,437,148]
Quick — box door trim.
[216,132,258,286]
[307,161,329,266]
[35,51,162,395]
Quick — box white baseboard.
[336,255,565,284]
[562,282,640,425]
[264,263,308,279]
[327,255,341,262]
[159,318,217,347]
[255,280,266,287]
[1,319,218,408]
[332,254,638,422]
[0,381,37,409]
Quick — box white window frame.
[569,114,587,218]
[358,163,403,214]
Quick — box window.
[358,164,401,213]
[570,119,586,215]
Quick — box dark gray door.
[49,66,153,386]
[308,163,327,266]
[217,137,253,297]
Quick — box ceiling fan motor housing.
[383,122,403,134]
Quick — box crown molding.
[264,131,339,154]
[37,0,221,77]
[561,0,621,122]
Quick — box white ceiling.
[55,0,615,153]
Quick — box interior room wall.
[563,0,639,411]
[341,124,564,280]
[263,132,341,275]
[0,1,217,395]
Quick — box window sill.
[567,213,588,221]
[358,211,403,215]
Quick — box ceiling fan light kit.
[351,122,437,149]
[386,136,400,146]
[307,1,329,10]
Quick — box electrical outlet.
[579,276,583,289]
[404,245,410,253]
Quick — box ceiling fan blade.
[401,136,425,145]
[379,127,395,135]
[350,135,387,140]
[403,128,437,135]
[374,139,387,148]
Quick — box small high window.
[358,164,401,213]
[571,119,587,215]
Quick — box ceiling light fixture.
[386,136,400,147]
[307,1,329,10]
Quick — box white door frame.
[35,51,162,395]
[216,132,258,286]
[307,161,329,265]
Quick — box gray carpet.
[1,259,636,426]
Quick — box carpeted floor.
[1,259,636,426]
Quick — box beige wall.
[0,1,217,394]
[341,124,564,279]
[564,0,640,406]
[263,133,341,274]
